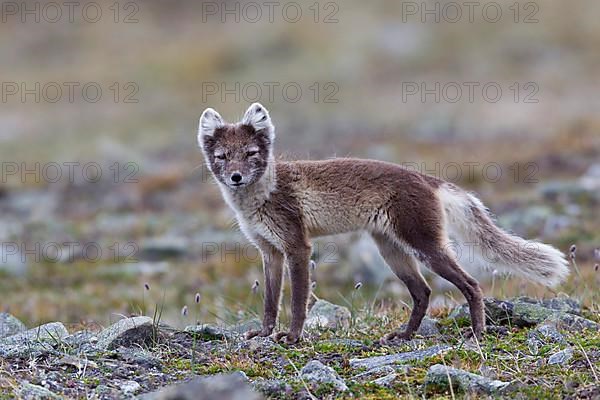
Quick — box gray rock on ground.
[449,297,594,329]
[18,382,61,400]
[236,336,276,352]
[527,323,566,354]
[184,324,236,341]
[544,313,599,333]
[0,322,69,358]
[424,364,510,395]
[0,312,26,338]
[353,365,397,382]
[548,347,574,366]
[350,345,452,370]
[371,373,398,387]
[97,316,155,350]
[301,360,349,392]
[305,299,351,330]
[139,371,262,400]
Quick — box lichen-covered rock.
[18,382,61,399]
[527,323,566,354]
[449,297,584,328]
[139,372,261,400]
[424,364,510,395]
[305,299,351,330]
[0,312,26,338]
[96,316,155,350]
[0,322,69,358]
[545,313,599,333]
[350,345,452,370]
[301,360,348,392]
[538,296,581,315]
[548,347,574,366]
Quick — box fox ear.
[241,103,275,141]
[198,108,224,148]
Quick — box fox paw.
[273,331,301,345]
[245,328,273,340]
[379,330,413,345]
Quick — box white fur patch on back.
[240,102,275,141]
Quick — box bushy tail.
[437,183,569,287]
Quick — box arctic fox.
[197,103,569,344]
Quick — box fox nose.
[230,172,243,183]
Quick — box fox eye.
[215,154,227,160]
[246,150,258,157]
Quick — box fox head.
[198,103,275,190]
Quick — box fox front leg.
[273,245,311,344]
[246,240,284,340]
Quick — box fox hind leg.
[372,233,432,344]
[425,247,485,339]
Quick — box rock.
[371,373,398,387]
[117,346,162,370]
[62,330,101,356]
[399,316,439,337]
[55,355,98,371]
[118,380,142,396]
[236,337,276,352]
[545,313,599,333]
[95,385,122,399]
[139,372,262,400]
[448,297,581,328]
[424,364,510,395]
[17,382,61,399]
[0,312,26,338]
[139,236,189,261]
[320,338,368,350]
[300,360,348,392]
[96,316,155,350]
[305,300,351,330]
[0,322,69,358]
[527,323,566,354]
[353,366,398,382]
[548,348,574,366]
[252,378,292,397]
[350,345,452,370]
[63,330,98,347]
[184,324,236,341]
[519,296,581,316]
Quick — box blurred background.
[0,0,598,330]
